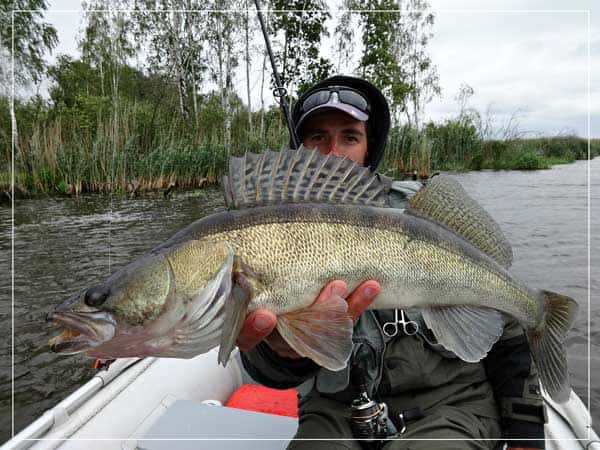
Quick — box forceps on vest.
[382,309,419,337]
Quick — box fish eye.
[84,285,111,307]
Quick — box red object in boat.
[226,384,299,418]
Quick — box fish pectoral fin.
[150,251,235,359]
[276,292,354,371]
[422,305,504,363]
[217,268,254,366]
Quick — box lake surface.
[1,158,598,441]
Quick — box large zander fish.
[47,146,578,403]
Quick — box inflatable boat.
[2,348,598,450]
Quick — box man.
[236,75,546,450]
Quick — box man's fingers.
[236,280,379,352]
[346,280,381,320]
[312,280,348,306]
[236,309,277,351]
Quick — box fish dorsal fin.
[222,146,391,209]
[406,176,513,268]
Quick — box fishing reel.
[348,360,397,448]
[349,392,394,441]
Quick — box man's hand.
[236,279,381,357]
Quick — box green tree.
[0,0,57,88]
[205,0,243,147]
[395,0,440,130]
[47,56,102,108]
[357,0,409,111]
[333,0,354,73]
[0,0,57,155]
[271,0,333,96]
[81,0,135,100]
[132,0,209,124]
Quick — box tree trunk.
[245,0,252,131]
[223,42,232,148]
[10,96,18,155]
[173,11,189,121]
[100,60,105,96]
[177,70,190,122]
[260,51,266,139]
[185,3,199,125]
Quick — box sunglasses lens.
[338,90,369,112]
[301,88,369,116]
[302,91,332,112]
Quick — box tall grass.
[2,95,598,194]
[4,96,288,194]
[381,117,599,178]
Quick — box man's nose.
[329,137,342,156]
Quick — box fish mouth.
[47,311,117,354]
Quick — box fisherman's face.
[301,110,368,166]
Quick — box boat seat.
[137,399,298,450]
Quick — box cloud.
[424,1,598,136]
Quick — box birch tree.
[357,0,409,112]
[395,0,440,130]
[244,0,253,129]
[81,0,135,101]
[0,0,57,151]
[205,0,242,147]
[133,0,208,124]
[80,1,135,188]
[333,0,355,73]
[271,0,332,96]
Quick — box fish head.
[47,239,233,358]
[47,250,174,355]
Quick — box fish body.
[156,203,538,322]
[48,147,577,403]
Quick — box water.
[1,159,598,441]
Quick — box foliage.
[0,0,58,88]
[356,0,409,110]
[395,0,440,129]
[424,118,481,169]
[271,0,333,96]
[80,0,136,98]
[1,5,597,194]
[133,0,210,123]
[379,115,599,176]
[333,0,354,73]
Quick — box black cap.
[292,75,390,170]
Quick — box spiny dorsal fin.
[406,176,513,268]
[222,146,391,209]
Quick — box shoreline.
[3,154,597,201]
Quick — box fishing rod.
[253,0,300,149]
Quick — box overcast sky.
[43,0,599,138]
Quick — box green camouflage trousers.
[286,393,502,450]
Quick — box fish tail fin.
[527,290,578,403]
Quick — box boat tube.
[2,348,598,450]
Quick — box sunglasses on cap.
[298,86,370,121]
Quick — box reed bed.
[3,97,288,195]
[2,96,598,194]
